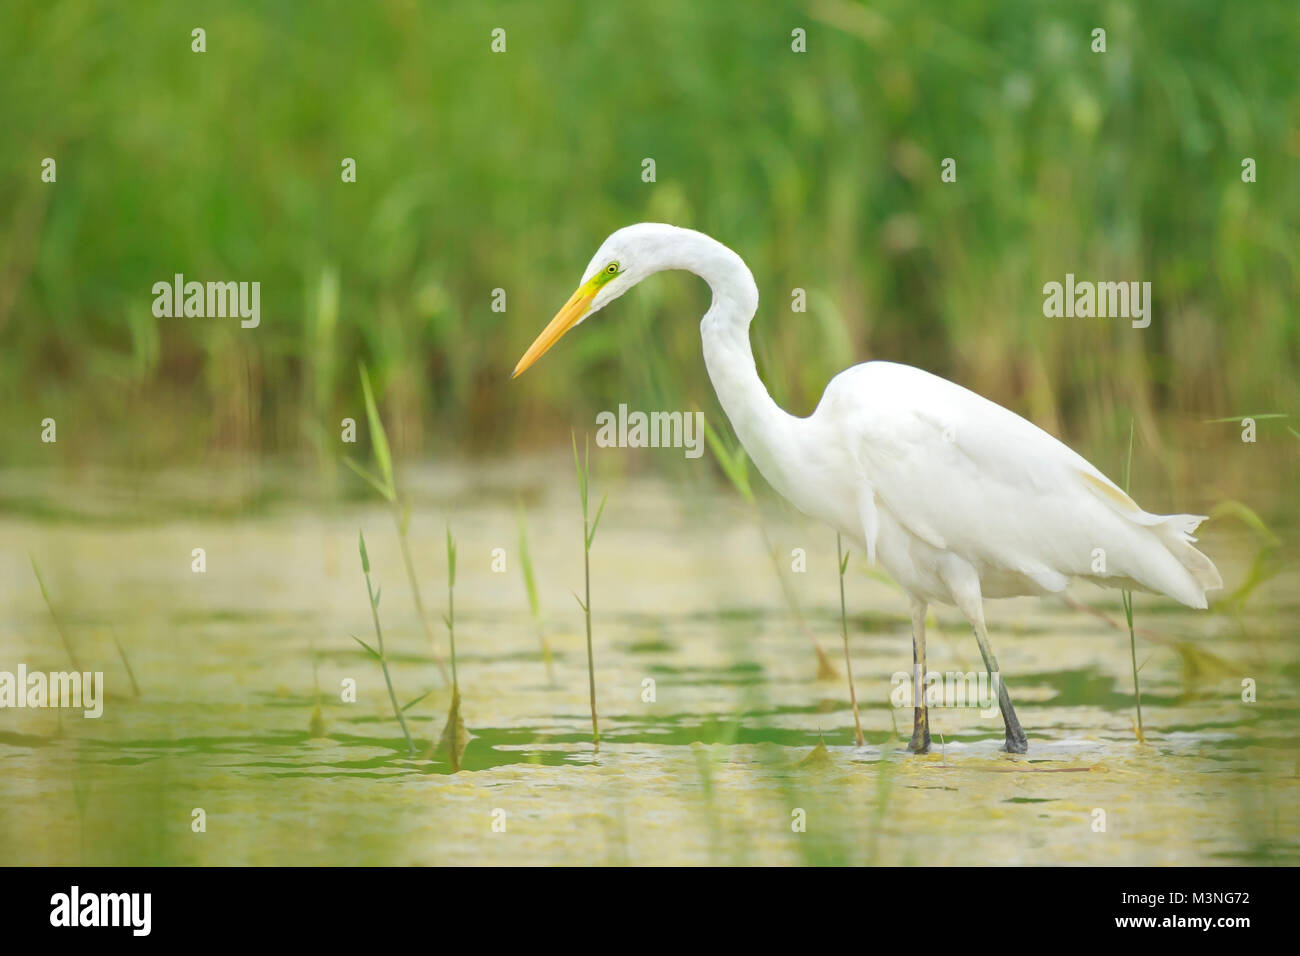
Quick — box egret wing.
[831,363,1120,590]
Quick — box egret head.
[511,224,680,378]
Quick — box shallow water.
[1,459,1297,865]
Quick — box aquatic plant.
[572,432,606,753]
[517,505,556,683]
[31,555,139,698]
[344,363,449,685]
[436,525,469,770]
[30,555,82,672]
[353,530,416,756]
[308,633,326,738]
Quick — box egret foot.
[907,706,931,754]
[1002,716,1028,754]
[998,687,1027,753]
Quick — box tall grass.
[344,363,449,685]
[4,3,1296,469]
[352,530,416,756]
[517,505,556,684]
[308,632,326,738]
[30,556,140,698]
[572,433,607,754]
[29,555,82,672]
[436,525,468,771]
[443,525,458,690]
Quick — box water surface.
[1,459,1296,865]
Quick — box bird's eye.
[605,263,619,275]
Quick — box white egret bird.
[513,223,1222,753]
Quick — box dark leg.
[908,599,931,753]
[970,615,1027,753]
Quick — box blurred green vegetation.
[1,0,1297,478]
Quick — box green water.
[2,460,1297,865]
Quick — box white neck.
[659,229,802,496]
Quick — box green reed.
[31,555,139,698]
[344,362,449,685]
[352,530,416,756]
[517,505,556,684]
[437,524,468,770]
[572,432,607,754]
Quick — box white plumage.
[806,360,1222,609]
[514,223,1222,752]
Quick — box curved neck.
[661,229,800,493]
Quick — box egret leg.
[969,612,1028,754]
[908,599,931,754]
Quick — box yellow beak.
[511,282,596,379]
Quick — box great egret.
[513,223,1222,754]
